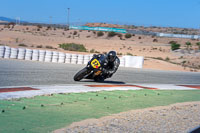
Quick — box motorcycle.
[74,55,107,82]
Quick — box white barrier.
[89,54,93,60]
[44,51,52,62]
[39,50,45,62]
[77,54,84,64]
[119,57,125,67]
[17,48,26,60]
[32,50,39,61]
[124,55,144,68]
[65,53,71,63]
[25,49,33,60]
[0,46,144,69]
[58,52,65,63]
[84,55,90,64]
[10,48,18,59]
[52,51,58,63]
[0,46,5,58]
[71,54,77,64]
[4,46,11,59]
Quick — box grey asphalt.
[0,59,200,87]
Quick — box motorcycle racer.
[92,51,120,80]
[74,51,120,82]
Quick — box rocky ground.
[54,102,200,133]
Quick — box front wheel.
[74,68,90,81]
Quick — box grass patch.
[97,31,104,37]
[89,49,100,53]
[107,31,117,37]
[18,44,27,47]
[45,45,54,49]
[59,43,87,52]
[125,33,132,38]
[126,52,133,56]
[36,45,43,48]
[0,90,200,133]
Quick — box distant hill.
[0,16,16,22]
[0,16,27,23]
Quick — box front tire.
[74,68,90,81]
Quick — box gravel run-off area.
[54,101,200,133]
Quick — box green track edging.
[0,90,200,133]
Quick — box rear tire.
[74,68,90,81]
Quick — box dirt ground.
[54,101,200,133]
[0,24,199,72]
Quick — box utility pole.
[49,16,52,25]
[67,8,70,29]
[199,25,200,39]
[16,17,20,25]
[15,17,17,25]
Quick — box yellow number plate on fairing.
[91,59,101,68]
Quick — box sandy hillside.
[0,24,199,72]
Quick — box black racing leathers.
[93,54,120,78]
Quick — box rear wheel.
[74,68,90,81]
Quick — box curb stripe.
[178,85,200,89]
[85,84,158,90]
[0,87,39,93]
[86,85,136,87]
[133,85,158,90]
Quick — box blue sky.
[1,0,200,28]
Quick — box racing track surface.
[0,59,200,87]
